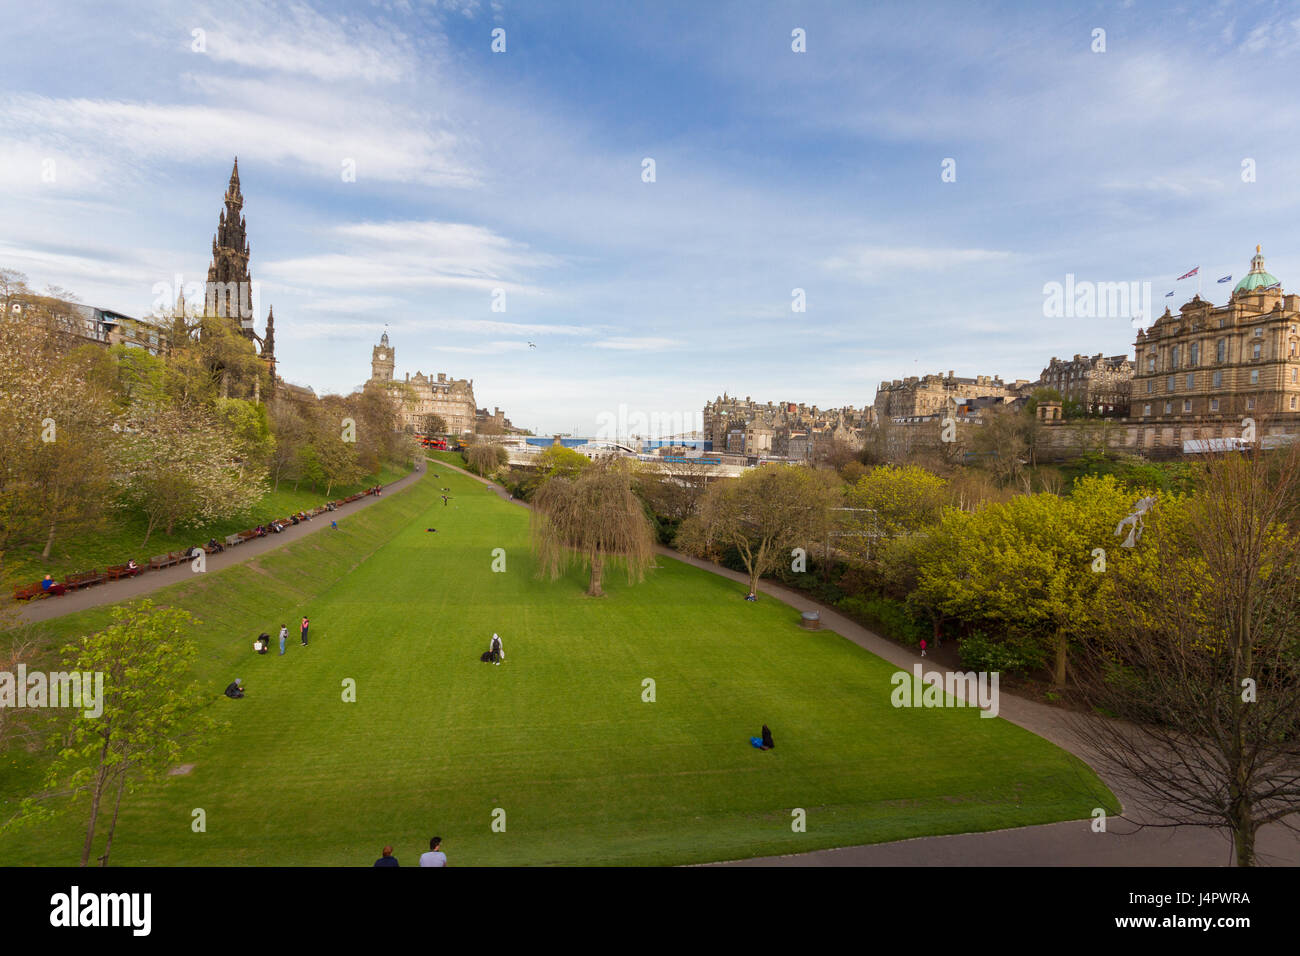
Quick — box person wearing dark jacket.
[224,679,245,699]
[373,846,399,867]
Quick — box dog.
[480,650,499,663]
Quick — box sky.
[2,0,1299,435]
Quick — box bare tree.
[531,459,655,597]
[1070,440,1300,866]
[677,464,841,596]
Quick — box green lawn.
[3,462,413,586]
[0,461,1115,866]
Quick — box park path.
[11,458,426,626]
[455,460,1300,867]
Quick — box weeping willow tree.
[531,458,655,596]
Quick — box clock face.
[378,350,388,360]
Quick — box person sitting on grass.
[745,591,757,602]
[224,678,245,699]
[374,846,399,867]
[255,633,270,655]
[750,724,775,750]
[426,528,439,533]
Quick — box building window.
[1213,370,1223,388]
[1146,380,1153,394]
[1293,368,1298,384]
[1250,370,1260,385]
[1163,401,1172,415]
[1210,398,1220,412]
[1253,342,1263,360]
[1254,327,1263,337]
[1247,398,1256,410]
[1185,373,1194,389]
[1293,397,1299,411]
[1182,399,1192,412]
[1167,375,1175,392]
[1216,339,1226,363]
[1143,403,1152,417]
[1189,342,1199,365]
[1171,345,1180,368]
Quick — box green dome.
[1234,247,1281,294]
[1234,270,1279,293]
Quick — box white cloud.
[591,337,684,351]
[821,246,1014,282]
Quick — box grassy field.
[2,462,413,586]
[0,459,1115,866]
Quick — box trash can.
[800,610,821,630]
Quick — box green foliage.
[836,594,928,645]
[958,630,1047,673]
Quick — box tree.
[531,458,655,597]
[841,465,948,561]
[467,442,508,476]
[117,402,264,546]
[912,475,1136,685]
[1070,444,1300,866]
[968,403,1037,486]
[11,601,216,866]
[677,465,842,596]
[421,413,448,435]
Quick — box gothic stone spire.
[207,157,253,336]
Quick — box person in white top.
[490,633,505,665]
[419,836,448,867]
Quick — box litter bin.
[800,610,821,630]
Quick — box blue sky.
[3,0,1299,434]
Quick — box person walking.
[489,633,504,665]
[301,616,310,647]
[919,638,927,658]
[279,624,288,656]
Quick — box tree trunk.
[101,768,129,867]
[80,738,111,866]
[41,517,57,560]
[1052,628,1068,686]
[588,552,605,597]
[141,513,157,549]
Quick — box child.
[920,638,927,658]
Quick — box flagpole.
[1197,268,1201,299]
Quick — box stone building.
[1038,353,1132,416]
[702,394,870,458]
[366,331,480,434]
[1131,247,1300,424]
[873,371,1027,421]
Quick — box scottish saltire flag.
[1177,267,1199,280]
[1264,282,1281,290]
[1165,290,1174,297]
[1217,275,1232,283]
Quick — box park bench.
[148,551,185,571]
[65,570,106,590]
[238,530,259,543]
[14,580,65,600]
[225,534,243,547]
[106,564,141,581]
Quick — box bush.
[836,594,928,645]
[956,630,1045,675]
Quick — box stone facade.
[1131,248,1300,425]
[874,371,1028,421]
[702,394,870,459]
[366,332,479,434]
[1038,353,1132,415]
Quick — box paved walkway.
[454,460,1300,867]
[12,459,426,625]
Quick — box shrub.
[956,630,1046,675]
[836,594,928,645]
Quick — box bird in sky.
[527,342,537,349]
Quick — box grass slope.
[3,462,413,586]
[0,461,1115,866]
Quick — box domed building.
[1131,246,1300,438]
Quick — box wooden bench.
[106,564,142,581]
[65,570,106,590]
[14,580,64,600]
[148,552,186,571]
[225,534,243,547]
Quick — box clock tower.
[371,331,395,382]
